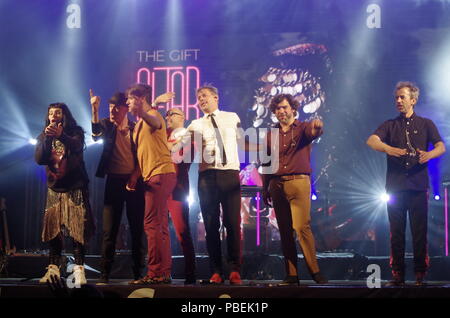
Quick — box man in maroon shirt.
[262,94,327,286]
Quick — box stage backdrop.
[1,0,449,256]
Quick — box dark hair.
[108,92,127,107]
[269,94,299,114]
[45,102,85,144]
[126,83,153,105]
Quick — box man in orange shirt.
[127,84,176,284]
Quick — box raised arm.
[152,92,175,106]
[138,109,163,130]
[90,89,100,124]
[90,89,105,141]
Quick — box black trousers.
[198,170,242,274]
[49,234,84,266]
[387,190,429,273]
[101,174,145,277]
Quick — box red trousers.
[167,195,196,277]
[143,173,176,277]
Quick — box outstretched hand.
[154,92,175,105]
[46,274,70,298]
[311,119,323,137]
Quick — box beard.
[277,113,293,124]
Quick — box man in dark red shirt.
[262,94,327,286]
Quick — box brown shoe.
[385,271,405,287]
[415,272,426,286]
[276,275,299,286]
[129,275,152,285]
[150,276,172,285]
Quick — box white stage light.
[380,192,390,202]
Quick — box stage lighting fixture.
[311,193,318,201]
[380,192,390,202]
[434,194,441,201]
[28,138,37,145]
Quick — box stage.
[2,252,450,299]
[1,278,450,300]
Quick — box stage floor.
[1,278,450,299]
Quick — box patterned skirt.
[42,187,95,245]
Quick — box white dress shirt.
[187,109,241,172]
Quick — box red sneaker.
[209,273,224,284]
[229,271,242,285]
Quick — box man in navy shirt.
[367,81,445,286]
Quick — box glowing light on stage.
[311,193,318,201]
[187,192,195,207]
[379,192,390,203]
[434,194,441,201]
[28,138,37,145]
[0,87,35,157]
[86,138,103,147]
[164,0,184,49]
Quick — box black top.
[92,118,137,178]
[373,112,442,192]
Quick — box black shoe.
[132,267,143,282]
[415,272,426,286]
[385,280,405,287]
[184,275,197,285]
[385,271,405,287]
[277,275,299,286]
[312,272,328,284]
[97,273,109,285]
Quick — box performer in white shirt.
[186,85,243,285]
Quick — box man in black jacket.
[91,90,145,283]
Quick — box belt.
[277,174,310,181]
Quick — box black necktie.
[209,113,227,165]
